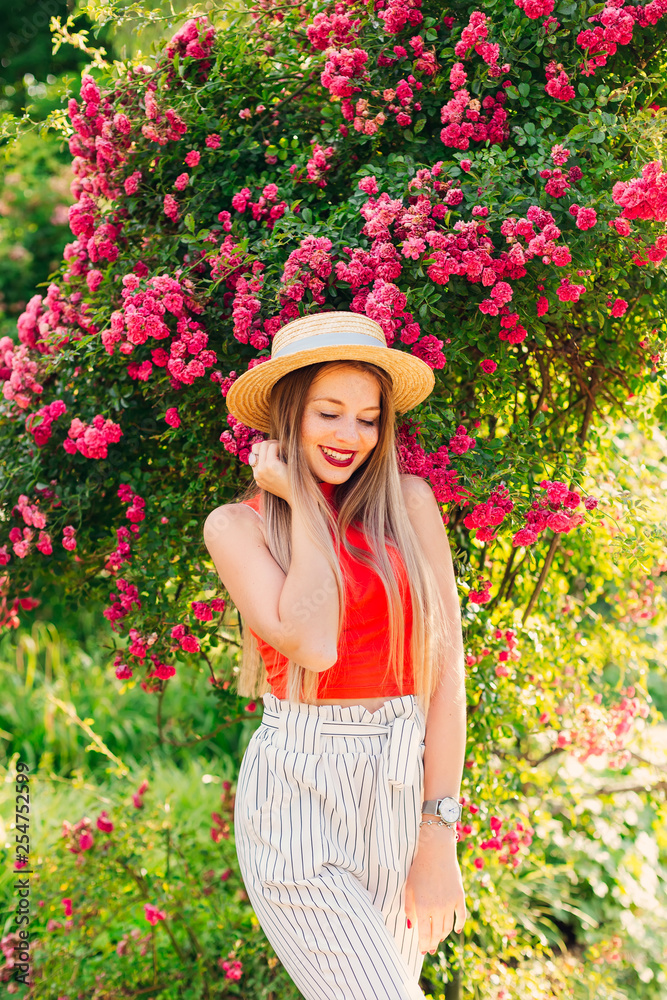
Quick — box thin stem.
[522,533,559,624]
[156,715,248,749]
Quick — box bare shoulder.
[203,501,264,551]
[399,473,439,520]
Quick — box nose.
[332,416,361,446]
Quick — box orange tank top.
[240,480,415,699]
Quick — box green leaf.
[589,130,605,143]
[414,117,426,134]
[578,83,590,97]
[184,214,195,234]
[566,123,590,139]
[518,83,531,98]
[505,87,520,100]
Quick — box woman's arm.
[203,440,339,672]
[399,474,467,954]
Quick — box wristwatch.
[421,796,462,830]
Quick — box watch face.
[438,798,461,823]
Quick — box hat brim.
[225,344,436,434]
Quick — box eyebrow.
[312,397,381,412]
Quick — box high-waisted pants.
[234,691,428,1000]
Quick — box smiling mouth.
[319,445,357,467]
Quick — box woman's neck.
[317,479,337,500]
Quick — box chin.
[310,448,369,482]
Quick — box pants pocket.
[245,744,325,886]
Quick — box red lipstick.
[319,445,356,468]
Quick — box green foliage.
[1,0,667,996]
[1,755,299,999]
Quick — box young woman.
[204,312,467,1000]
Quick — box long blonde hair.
[234,359,453,714]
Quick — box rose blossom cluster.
[220,413,265,460]
[611,160,667,222]
[396,420,472,507]
[377,0,423,34]
[191,598,226,621]
[544,60,575,100]
[219,957,243,981]
[610,562,667,623]
[555,687,649,765]
[12,495,47,530]
[421,201,573,333]
[576,0,667,75]
[453,10,510,77]
[105,484,144,573]
[375,76,424,133]
[514,0,554,18]
[280,235,334,306]
[170,623,201,654]
[106,272,216,387]
[439,88,509,149]
[16,283,92,356]
[306,9,362,50]
[336,178,447,363]
[465,628,521,679]
[103,577,141,630]
[5,494,54,561]
[1,337,44,410]
[231,183,288,227]
[165,15,216,60]
[473,814,535,870]
[24,23,213,392]
[0,585,39,630]
[25,399,67,447]
[62,815,95,854]
[512,480,597,547]
[464,486,515,543]
[63,414,123,460]
[231,264,268,347]
[320,46,369,100]
[305,142,336,185]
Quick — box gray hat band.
[271,329,386,359]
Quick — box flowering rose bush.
[1,0,667,995]
[1,760,300,999]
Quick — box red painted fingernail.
[407,919,412,929]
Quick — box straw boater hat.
[225,311,435,434]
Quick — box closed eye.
[319,412,377,426]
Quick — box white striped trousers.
[234,692,428,1000]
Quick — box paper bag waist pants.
[234,691,428,1000]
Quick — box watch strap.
[422,799,442,815]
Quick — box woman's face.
[300,365,381,483]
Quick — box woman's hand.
[249,440,293,506]
[405,828,466,954]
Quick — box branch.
[594,779,667,797]
[154,715,249,749]
[492,745,566,767]
[245,71,319,139]
[117,859,186,963]
[488,546,516,608]
[522,532,559,624]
